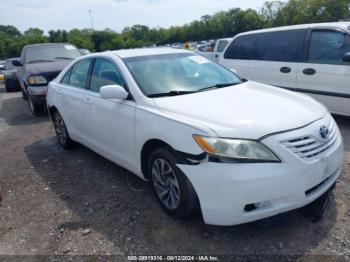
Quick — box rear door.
[58,58,93,142]
[82,57,137,170]
[296,28,350,115]
[248,29,307,89]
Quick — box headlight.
[28,76,47,85]
[193,135,280,162]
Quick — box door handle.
[84,97,92,105]
[303,68,316,75]
[215,54,219,58]
[280,67,291,73]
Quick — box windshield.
[5,60,15,70]
[123,53,241,97]
[25,45,81,63]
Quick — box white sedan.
[47,48,344,226]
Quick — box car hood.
[153,81,327,139]
[24,60,72,75]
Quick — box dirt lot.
[0,84,349,261]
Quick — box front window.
[90,58,125,93]
[25,45,81,64]
[123,53,241,97]
[308,30,350,64]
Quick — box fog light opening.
[244,201,271,212]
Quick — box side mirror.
[12,59,22,67]
[343,52,350,62]
[100,85,129,100]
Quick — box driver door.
[296,29,350,115]
[82,58,137,171]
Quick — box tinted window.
[61,68,72,85]
[68,59,92,89]
[308,30,350,64]
[224,34,255,60]
[90,58,125,93]
[25,45,81,64]
[217,40,229,53]
[254,30,306,62]
[253,30,306,62]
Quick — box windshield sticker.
[189,56,210,64]
[64,45,76,50]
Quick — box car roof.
[24,43,76,48]
[238,22,350,36]
[6,58,19,61]
[111,47,190,58]
[218,38,232,41]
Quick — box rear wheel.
[148,148,199,219]
[53,111,74,149]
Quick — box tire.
[148,148,200,219]
[5,83,13,92]
[22,88,28,100]
[53,111,74,149]
[28,94,44,116]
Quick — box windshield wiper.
[197,82,240,93]
[148,90,196,98]
[27,59,54,64]
[54,57,74,60]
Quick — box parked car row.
[4,22,347,226]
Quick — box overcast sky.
[0,0,269,33]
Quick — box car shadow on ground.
[334,116,350,152]
[24,136,337,256]
[0,96,48,126]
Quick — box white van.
[219,22,350,116]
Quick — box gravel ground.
[0,85,349,261]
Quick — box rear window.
[253,30,306,62]
[224,34,255,60]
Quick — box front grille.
[281,119,338,161]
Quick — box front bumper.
[28,85,47,105]
[178,115,344,226]
[28,85,48,96]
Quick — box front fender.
[134,107,215,174]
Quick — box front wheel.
[148,148,200,219]
[21,87,28,100]
[28,94,44,116]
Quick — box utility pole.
[89,10,94,31]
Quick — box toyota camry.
[47,48,344,226]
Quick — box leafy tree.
[0,0,350,59]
